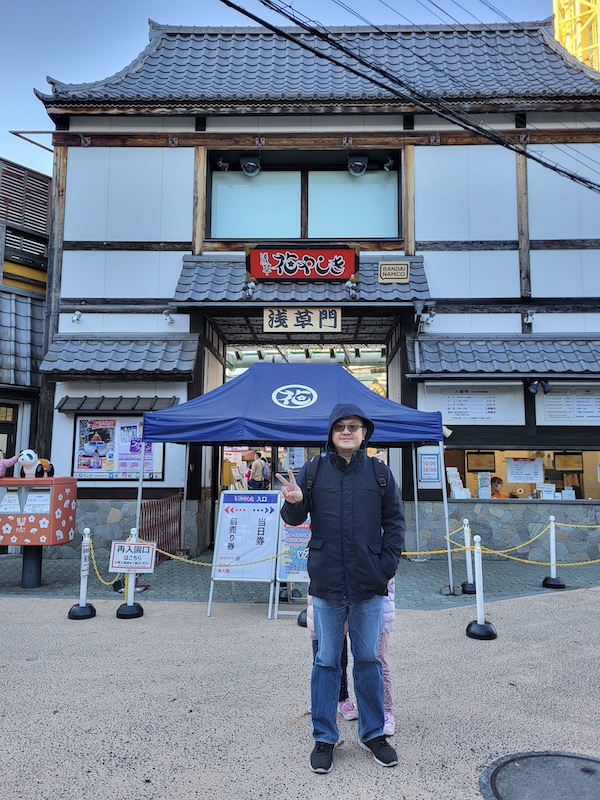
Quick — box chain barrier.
[84,519,600,584]
[88,537,122,586]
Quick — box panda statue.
[18,449,55,479]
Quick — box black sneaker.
[359,735,398,767]
[309,741,335,773]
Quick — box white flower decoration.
[68,529,75,541]
[28,516,35,522]
[39,536,47,543]
[39,518,49,529]
[62,520,66,527]
[55,509,62,519]
[2,524,12,535]
[10,536,18,543]
[58,494,63,501]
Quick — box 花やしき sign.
[248,246,357,280]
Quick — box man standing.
[249,451,265,489]
[278,403,404,774]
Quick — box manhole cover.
[481,752,600,800]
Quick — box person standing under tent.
[278,403,404,774]
[249,451,265,489]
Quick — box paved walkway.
[1,548,600,610]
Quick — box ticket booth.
[0,477,77,587]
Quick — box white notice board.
[212,491,281,582]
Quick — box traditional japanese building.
[0,158,50,464]
[35,17,600,555]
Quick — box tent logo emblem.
[272,384,318,408]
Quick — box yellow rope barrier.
[88,537,122,586]
[85,517,600,584]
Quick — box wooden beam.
[516,150,531,301]
[402,145,415,256]
[193,147,207,255]
[52,127,600,150]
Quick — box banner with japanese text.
[248,246,357,280]
[276,518,310,584]
[212,491,280,582]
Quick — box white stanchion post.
[466,535,497,640]
[68,527,96,620]
[461,518,476,594]
[116,527,144,619]
[542,514,565,589]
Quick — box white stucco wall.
[414,145,518,241]
[63,147,194,241]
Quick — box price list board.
[422,384,524,426]
[537,388,600,426]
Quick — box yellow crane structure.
[554,0,600,70]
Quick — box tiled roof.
[174,255,430,303]
[39,335,199,380]
[406,335,600,377]
[0,291,45,389]
[37,20,600,110]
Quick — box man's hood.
[326,403,375,451]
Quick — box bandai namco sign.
[378,261,410,284]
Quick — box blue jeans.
[311,595,384,744]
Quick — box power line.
[360,0,600,179]
[236,0,600,193]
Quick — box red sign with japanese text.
[248,247,357,280]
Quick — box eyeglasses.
[332,422,364,433]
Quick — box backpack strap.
[305,453,323,494]
[372,456,388,497]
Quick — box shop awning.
[39,335,199,381]
[406,335,600,379]
[56,396,180,413]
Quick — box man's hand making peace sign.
[275,468,304,505]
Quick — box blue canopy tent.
[140,364,453,584]
[143,363,442,446]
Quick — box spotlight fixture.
[528,380,539,395]
[443,425,453,438]
[163,310,174,325]
[240,155,261,177]
[71,310,82,323]
[347,154,368,176]
[524,309,535,324]
[383,157,394,172]
[217,158,229,172]
[540,380,553,395]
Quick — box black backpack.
[304,453,387,501]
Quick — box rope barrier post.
[68,528,97,620]
[543,515,566,589]
[461,518,476,595]
[466,535,497,640]
[116,527,144,619]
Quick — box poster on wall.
[73,417,164,480]
[506,458,543,484]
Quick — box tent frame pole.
[409,444,427,562]
[439,441,454,594]
[135,450,144,533]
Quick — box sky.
[1,0,553,176]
